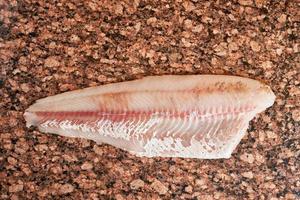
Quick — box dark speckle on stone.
[29,32,38,38]
[0,24,10,39]
[288,33,297,41]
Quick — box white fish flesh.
[24,75,275,159]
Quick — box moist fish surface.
[24,75,275,159]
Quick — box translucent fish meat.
[24,75,275,159]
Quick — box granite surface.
[0,0,299,199]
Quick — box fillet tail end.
[24,111,39,128]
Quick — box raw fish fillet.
[24,75,275,159]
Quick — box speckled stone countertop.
[1,0,299,199]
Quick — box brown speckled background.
[1,0,299,199]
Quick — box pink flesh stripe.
[34,104,256,124]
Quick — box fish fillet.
[24,75,275,159]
